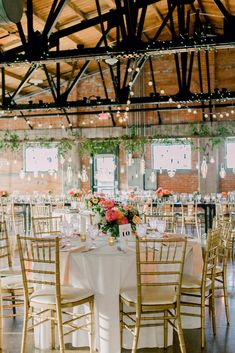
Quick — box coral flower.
[100,199,115,210]
[106,209,118,222]
[118,216,129,225]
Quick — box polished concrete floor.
[2,262,235,353]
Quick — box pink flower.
[100,199,115,210]
[106,209,118,222]
[118,216,129,225]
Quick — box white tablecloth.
[35,238,203,353]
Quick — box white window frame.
[24,144,58,172]
[152,141,192,170]
[226,139,235,169]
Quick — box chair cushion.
[120,286,176,306]
[30,286,93,305]
[0,266,21,277]
[1,275,24,290]
[181,274,211,291]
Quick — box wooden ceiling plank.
[67,0,114,42]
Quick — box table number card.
[119,224,132,239]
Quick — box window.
[25,145,58,172]
[93,154,117,193]
[152,142,191,170]
[226,140,235,169]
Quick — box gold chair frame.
[32,216,62,237]
[17,235,94,353]
[120,237,187,353]
[180,227,221,348]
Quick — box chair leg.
[119,298,123,350]
[56,306,65,353]
[222,272,230,324]
[21,305,29,353]
[131,314,141,353]
[201,296,205,348]
[51,310,55,350]
[11,291,16,317]
[210,288,216,336]
[89,299,94,353]
[176,318,186,353]
[164,310,168,349]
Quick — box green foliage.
[3,131,20,152]
[57,138,74,157]
[79,138,119,156]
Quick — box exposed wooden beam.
[152,4,172,35]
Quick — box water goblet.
[156,219,167,235]
[136,223,148,238]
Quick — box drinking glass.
[156,219,167,234]
[86,225,99,248]
[136,224,148,238]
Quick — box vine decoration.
[0,123,234,157]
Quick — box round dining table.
[35,237,203,353]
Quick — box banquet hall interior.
[0,0,235,353]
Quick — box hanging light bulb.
[135,172,138,178]
[219,164,226,179]
[201,156,208,179]
[33,170,39,178]
[81,165,88,183]
[196,162,199,170]
[19,169,25,179]
[67,165,72,184]
[140,157,145,175]
[60,156,65,165]
[120,166,125,174]
[159,166,163,174]
[77,170,81,179]
[150,171,156,183]
[127,152,133,166]
[54,172,58,180]
[27,175,31,182]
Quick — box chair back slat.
[136,237,187,308]
[32,216,62,237]
[203,227,221,286]
[17,236,60,299]
[0,220,12,267]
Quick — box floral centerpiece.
[86,195,141,238]
[155,187,172,200]
[68,188,83,200]
[0,191,8,197]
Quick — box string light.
[13,115,18,120]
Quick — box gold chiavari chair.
[211,221,232,324]
[215,203,230,224]
[32,216,62,237]
[30,203,52,218]
[180,227,221,348]
[119,237,187,353]
[0,221,34,350]
[176,203,201,239]
[144,213,176,233]
[17,235,94,353]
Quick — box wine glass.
[136,224,148,238]
[86,225,99,248]
[148,217,158,238]
[156,219,167,235]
